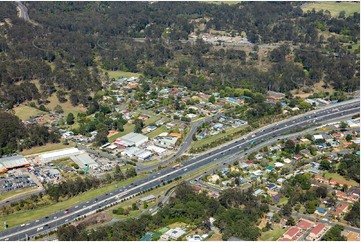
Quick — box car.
[54,216,57,219]
[25,223,30,226]
[37,227,43,231]
[20,224,25,227]
[45,216,49,219]
[65,219,69,222]
[184,168,188,171]
[35,220,40,223]
[75,206,78,208]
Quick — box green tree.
[134,119,144,133]
[54,104,64,114]
[132,203,139,210]
[94,130,109,146]
[67,113,75,125]
[208,95,216,104]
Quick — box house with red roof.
[293,154,303,160]
[333,203,349,218]
[296,220,313,230]
[283,227,301,240]
[307,223,327,240]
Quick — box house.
[266,212,274,220]
[300,149,311,157]
[333,203,349,218]
[307,223,327,240]
[266,183,277,190]
[274,162,285,168]
[239,178,249,185]
[283,227,301,240]
[293,154,303,160]
[267,91,285,100]
[313,134,324,141]
[277,178,286,184]
[266,166,275,172]
[169,133,182,139]
[253,189,264,196]
[160,228,186,241]
[296,220,313,230]
[283,158,292,164]
[315,207,327,216]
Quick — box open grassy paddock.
[0,187,39,203]
[261,224,287,241]
[103,69,141,79]
[21,143,71,156]
[13,105,47,121]
[301,2,360,17]
[192,126,247,149]
[323,172,359,186]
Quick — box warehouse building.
[0,155,30,173]
[114,132,148,147]
[121,147,153,160]
[70,153,98,169]
[40,148,81,163]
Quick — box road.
[136,113,222,172]
[0,99,359,241]
[15,1,29,22]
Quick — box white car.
[35,220,39,223]
[37,227,43,231]
[20,224,25,227]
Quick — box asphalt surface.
[136,113,222,172]
[0,99,359,241]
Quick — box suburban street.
[0,99,359,241]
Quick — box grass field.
[103,69,141,79]
[109,123,136,142]
[261,224,287,241]
[21,143,71,156]
[13,105,46,121]
[0,175,145,230]
[0,187,39,203]
[144,116,159,126]
[192,126,247,149]
[324,172,359,186]
[278,197,289,206]
[301,2,360,17]
[45,93,83,117]
[147,126,168,139]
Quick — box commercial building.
[0,155,30,173]
[114,132,148,147]
[121,147,153,161]
[40,148,81,163]
[70,153,98,169]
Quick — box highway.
[136,113,222,172]
[0,99,359,241]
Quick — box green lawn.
[323,172,359,186]
[0,175,145,230]
[301,2,360,17]
[0,187,39,203]
[144,116,159,126]
[278,197,289,206]
[147,126,168,139]
[261,225,287,241]
[109,123,135,142]
[21,143,71,156]
[193,126,247,149]
[104,70,141,79]
[13,105,46,121]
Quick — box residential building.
[308,223,327,240]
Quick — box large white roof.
[40,148,80,160]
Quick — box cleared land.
[147,126,168,139]
[0,187,39,203]
[108,123,135,142]
[261,224,287,241]
[21,143,71,156]
[192,126,247,149]
[103,69,141,79]
[323,172,359,186]
[13,105,46,121]
[301,2,360,17]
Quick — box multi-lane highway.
[0,99,359,241]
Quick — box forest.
[56,182,268,241]
[0,1,359,109]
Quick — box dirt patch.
[108,130,119,138]
[258,216,267,229]
[73,211,112,228]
